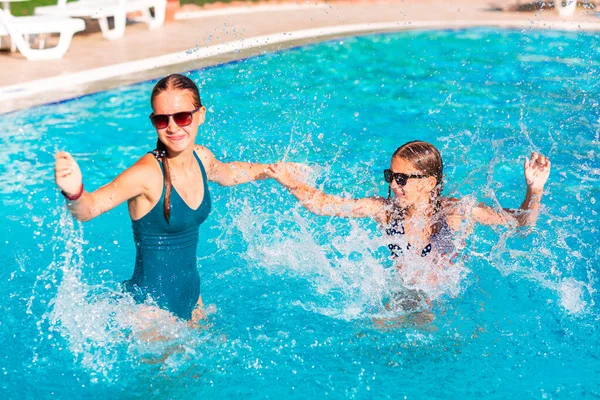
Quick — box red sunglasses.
[149,107,200,129]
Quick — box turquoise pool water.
[1,28,599,398]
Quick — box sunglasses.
[149,107,200,129]
[383,169,428,186]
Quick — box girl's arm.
[265,163,386,221]
[472,152,550,227]
[54,152,154,222]
[195,145,272,187]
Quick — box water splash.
[223,180,470,322]
[29,207,220,381]
[556,278,587,314]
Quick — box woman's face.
[152,89,206,154]
[388,156,437,208]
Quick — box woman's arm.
[472,152,550,227]
[54,152,154,222]
[195,145,272,187]
[265,163,386,221]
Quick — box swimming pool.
[1,28,599,398]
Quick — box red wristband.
[61,184,84,201]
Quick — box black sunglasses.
[383,169,428,186]
[149,107,201,129]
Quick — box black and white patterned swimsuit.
[386,218,456,259]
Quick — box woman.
[266,141,551,308]
[54,74,281,322]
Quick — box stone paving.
[0,0,598,112]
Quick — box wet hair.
[391,140,444,228]
[150,74,202,222]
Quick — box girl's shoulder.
[441,196,461,207]
[441,197,468,231]
[379,200,405,225]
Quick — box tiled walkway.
[0,0,598,113]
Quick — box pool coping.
[1,18,599,115]
[174,3,331,20]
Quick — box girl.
[266,140,550,311]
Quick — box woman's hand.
[54,151,83,196]
[524,152,551,192]
[265,162,311,188]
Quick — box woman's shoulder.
[193,145,216,166]
[106,153,162,196]
[135,152,160,168]
[193,144,212,155]
[124,153,162,179]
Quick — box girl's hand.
[54,151,83,196]
[524,152,550,192]
[265,162,311,188]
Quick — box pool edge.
[1,19,599,115]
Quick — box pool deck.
[0,0,599,114]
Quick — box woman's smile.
[167,133,186,142]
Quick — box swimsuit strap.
[192,150,209,190]
[148,150,165,174]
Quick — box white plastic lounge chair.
[0,9,85,60]
[35,0,166,40]
[556,0,577,16]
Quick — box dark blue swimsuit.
[124,151,211,320]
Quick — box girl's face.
[152,89,206,154]
[388,156,437,208]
